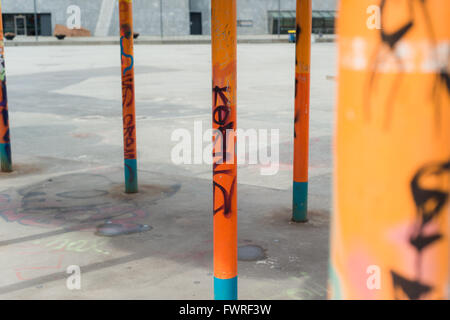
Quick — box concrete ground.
[4,34,335,46]
[0,42,336,299]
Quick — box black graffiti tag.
[123,114,135,159]
[212,85,236,218]
[391,160,450,299]
[365,0,448,130]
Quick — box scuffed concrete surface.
[0,43,335,299]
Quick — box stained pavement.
[0,43,335,299]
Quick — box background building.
[191,0,337,35]
[1,0,337,37]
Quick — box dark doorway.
[40,14,52,36]
[190,12,202,35]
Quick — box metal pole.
[159,0,163,39]
[292,0,311,222]
[33,0,38,40]
[277,0,281,37]
[0,2,12,172]
[211,0,238,300]
[119,0,138,193]
[330,0,449,299]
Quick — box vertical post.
[330,0,449,299]
[159,0,163,39]
[211,0,238,300]
[119,0,138,193]
[277,0,281,37]
[292,0,311,222]
[33,0,38,41]
[0,2,12,172]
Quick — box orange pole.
[211,0,238,300]
[330,0,449,299]
[119,0,138,193]
[293,0,312,222]
[0,2,12,172]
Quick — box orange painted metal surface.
[292,0,312,221]
[119,0,138,193]
[330,0,450,299]
[211,0,238,299]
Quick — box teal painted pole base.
[0,143,12,172]
[293,181,308,222]
[328,261,342,300]
[214,276,237,300]
[124,158,138,193]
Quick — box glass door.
[14,15,27,35]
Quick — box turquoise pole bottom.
[124,158,138,193]
[214,276,237,300]
[293,181,308,222]
[0,142,12,172]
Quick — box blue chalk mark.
[120,36,134,76]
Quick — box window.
[268,10,336,35]
[2,13,52,36]
[312,11,336,34]
[268,11,296,35]
[237,20,253,28]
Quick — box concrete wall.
[1,0,189,36]
[237,0,338,35]
[313,0,338,10]
[237,0,296,35]
[2,0,336,36]
[189,0,210,35]
[2,0,102,36]
[189,0,337,35]
[109,0,190,37]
